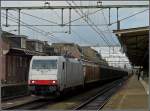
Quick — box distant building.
[1,31,46,84]
[81,46,107,65]
[51,43,82,59]
[50,43,107,65]
[0,31,49,98]
[43,41,56,56]
[1,31,27,49]
[26,39,44,52]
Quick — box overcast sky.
[1,1,149,46]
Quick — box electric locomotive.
[28,56,84,95]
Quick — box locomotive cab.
[28,56,64,95]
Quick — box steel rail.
[13,99,51,110]
[74,78,125,110]
[2,97,56,110]
[1,5,149,10]
[2,94,30,101]
[2,98,41,110]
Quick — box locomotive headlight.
[32,80,35,83]
[52,81,56,83]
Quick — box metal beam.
[113,26,149,34]
[69,8,71,34]
[2,24,112,27]
[5,9,8,27]
[104,56,128,58]
[1,5,149,10]
[117,8,120,30]
[61,8,64,26]
[18,9,21,35]
[106,61,129,62]
[108,8,111,25]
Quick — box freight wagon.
[82,60,127,85]
[82,60,100,84]
[100,65,127,81]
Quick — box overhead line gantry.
[1,5,149,10]
[1,4,148,44]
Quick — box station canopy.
[114,26,149,70]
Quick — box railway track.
[3,78,126,110]
[2,97,57,110]
[2,94,30,101]
[73,78,125,110]
[13,99,51,110]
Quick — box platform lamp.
[44,1,50,7]
[51,31,68,34]
[47,31,68,35]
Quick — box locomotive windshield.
[32,60,57,69]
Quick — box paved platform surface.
[140,77,149,95]
[103,75,148,110]
[1,95,38,109]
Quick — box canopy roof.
[114,26,149,70]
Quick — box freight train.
[28,56,128,96]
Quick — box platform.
[1,95,38,109]
[1,83,28,99]
[140,77,149,95]
[103,75,148,110]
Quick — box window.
[20,57,22,67]
[62,62,65,70]
[32,60,57,69]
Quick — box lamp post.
[0,0,2,105]
[0,0,2,37]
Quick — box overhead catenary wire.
[67,1,111,47]
[2,3,148,46]
[1,14,50,40]
[21,8,148,27]
[48,7,92,45]
[18,8,149,26]
[78,3,118,46]
[63,8,149,27]
[71,29,93,45]
[2,12,66,43]
[5,8,148,28]
[4,12,48,34]
[71,1,113,46]
[64,8,104,25]
[101,9,119,45]
[2,14,45,35]
[109,8,149,26]
[17,11,59,25]
[71,1,148,46]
